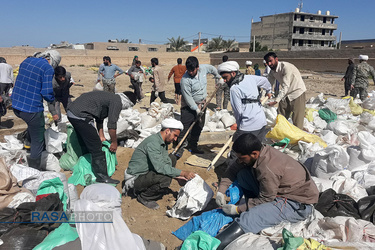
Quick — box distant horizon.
[2,0,374,48]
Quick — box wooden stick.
[207,135,233,171]
[172,86,220,155]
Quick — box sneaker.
[190,147,204,154]
[137,196,160,210]
[95,173,120,185]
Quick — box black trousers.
[177,106,206,149]
[131,79,142,101]
[133,154,177,202]
[150,91,167,104]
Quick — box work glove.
[222,204,239,216]
[217,77,225,86]
[155,91,159,98]
[216,192,226,207]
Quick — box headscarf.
[217,61,240,74]
[254,63,259,70]
[161,118,183,130]
[74,184,146,250]
[348,58,354,64]
[34,49,61,69]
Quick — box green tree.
[222,39,236,51]
[167,36,188,51]
[205,36,224,52]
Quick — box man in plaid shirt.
[11,50,61,170]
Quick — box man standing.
[264,52,306,129]
[124,118,196,209]
[214,133,319,250]
[67,91,136,184]
[177,56,222,155]
[217,61,272,143]
[0,57,13,128]
[128,60,145,102]
[47,66,75,122]
[216,56,230,110]
[341,58,355,97]
[168,58,186,105]
[99,56,124,93]
[150,58,167,104]
[11,50,61,169]
[245,61,255,75]
[350,55,375,101]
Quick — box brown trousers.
[277,92,306,129]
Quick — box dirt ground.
[1,64,375,249]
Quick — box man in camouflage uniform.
[342,58,355,96]
[350,55,375,101]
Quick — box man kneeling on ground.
[214,133,319,250]
[67,91,136,185]
[124,118,196,210]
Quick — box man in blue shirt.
[176,56,222,156]
[11,50,61,170]
[99,56,124,93]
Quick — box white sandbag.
[216,121,226,131]
[307,92,325,106]
[353,163,375,189]
[7,192,35,209]
[0,149,28,167]
[225,233,277,250]
[44,127,67,153]
[0,135,24,151]
[327,120,354,135]
[368,119,375,131]
[363,97,375,110]
[347,146,372,170]
[166,175,213,220]
[221,112,236,128]
[311,176,334,192]
[93,82,103,91]
[263,106,277,127]
[10,164,40,182]
[131,72,144,82]
[330,170,368,202]
[298,141,324,165]
[313,115,327,131]
[303,118,315,133]
[358,131,375,161]
[324,98,351,115]
[140,112,158,129]
[40,151,62,172]
[360,112,374,125]
[310,145,349,179]
[319,130,338,146]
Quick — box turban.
[245,60,252,66]
[116,93,134,110]
[263,59,266,64]
[217,61,240,74]
[161,118,183,130]
[34,49,61,69]
[359,55,369,61]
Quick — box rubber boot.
[91,152,120,185]
[26,155,42,171]
[215,221,245,250]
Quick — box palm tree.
[205,36,224,52]
[222,39,236,51]
[167,36,188,51]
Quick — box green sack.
[271,138,290,152]
[59,125,85,171]
[181,230,221,250]
[277,228,304,250]
[33,223,78,250]
[37,177,68,211]
[68,141,117,186]
[318,108,337,123]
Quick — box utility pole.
[338,32,342,49]
[253,36,255,52]
[198,32,201,53]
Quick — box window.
[148,48,158,52]
[331,18,334,24]
[294,14,297,21]
[321,41,325,46]
[128,47,139,51]
[322,29,326,35]
[293,27,297,33]
[301,15,305,21]
[323,17,327,23]
[309,16,314,22]
[299,40,304,46]
[300,28,305,34]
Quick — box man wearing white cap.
[11,49,61,170]
[245,61,255,75]
[350,55,375,101]
[125,118,196,209]
[67,91,137,184]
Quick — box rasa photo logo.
[31,211,113,223]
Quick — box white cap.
[359,55,369,61]
[263,60,267,64]
[34,49,61,69]
[161,118,183,130]
[217,61,240,74]
[245,60,252,66]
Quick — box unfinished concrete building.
[251,9,338,51]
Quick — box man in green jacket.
[125,118,196,209]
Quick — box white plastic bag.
[166,175,213,220]
[41,151,62,172]
[358,131,375,161]
[44,128,67,153]
[93,82,103,91]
